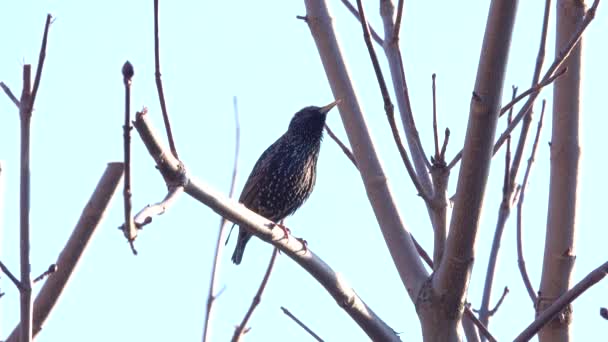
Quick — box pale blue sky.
[1,1,607,341]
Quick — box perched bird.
[230,100,340,265]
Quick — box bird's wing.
[238,135,285,207]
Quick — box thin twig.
[393,0,405,41]
[492,0,599,154]
[131,185,184,230]
[514,260,608,342]
[203,96,241,342]
[121,61,137,253]
[0,260,23,291]
[32,264,57,284]
[281,306,324,342]
[31,14,52,104]
[488,287,509,316]
[232,248,279,341]
[478,87,517,332]
[325,124,357,168]
[516,100,547,303]
[19,64,34,342]
[1,82,20,107]
[446,70,562,170]
[439,128,450,161]
[339,0,383,45]
[431,74,440,160]
[507,0,551,190]
[355,0,431,203]
[498,69,564,118]
[154,0,179,158]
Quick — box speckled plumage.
[231,101,339,265]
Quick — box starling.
[231,100,340,265]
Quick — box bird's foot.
[296,237,308,253]
[267,222,291,240]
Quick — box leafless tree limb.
[133,111,399,341]
[478,86,517,331]
[32,264,57,284]
[31,14,52,103]
[121,61,137,252]
[431,74,440,160]
[131,184,184,230]
[446,69,563,170]
[154,0,179,159]
[393,0,404,40]
[281,306,324,342]
[492,0,599,156]
[431,1,517,339]
[325,124,357,167]
[19,63,34,342]
[0,260,23,291]
[232,248,279,341]
[355,0,431,203]
[517,101,547,304]
[202,96,241,342]
[0,82,20,107]
[488,286,509,316]
[339,0,383,45]
[6,163,124,342]
[514,260,608,341]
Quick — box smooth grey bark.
[538,1,584,341]
[425,1,518,341]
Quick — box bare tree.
[0,1,604,341]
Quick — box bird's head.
[287,100,340,138]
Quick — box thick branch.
[302,0,427,303]
[433,2,517,338]
[515,261,608,341]
[133,111,399,341]
[538,1,588,340]
[6,163,124,342]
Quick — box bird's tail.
[231,228,252,265]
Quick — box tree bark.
[538,1,584,341]
[426,1,518,341]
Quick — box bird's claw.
[267,222,291,240]
[296,237,308,253]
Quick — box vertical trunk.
[538,1,584,341]
[420,1,518,340]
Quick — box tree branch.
[133,110,400,341]
[232,248,279,341]
[339,0,383,45]
[6,163,124,342]
[302,0,428,304]
[203,96,241,342]
[514,260,608,342]
[154,0,179,159]
[281,306,324,342]
[478,86,517,332]
[19,63,33,342]
[121,61,137,252]
[355,0,431,203]
[516,101,547,304]
[432,2,517,339]
[325,124,357,167]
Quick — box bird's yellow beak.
[320,99,341,114]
